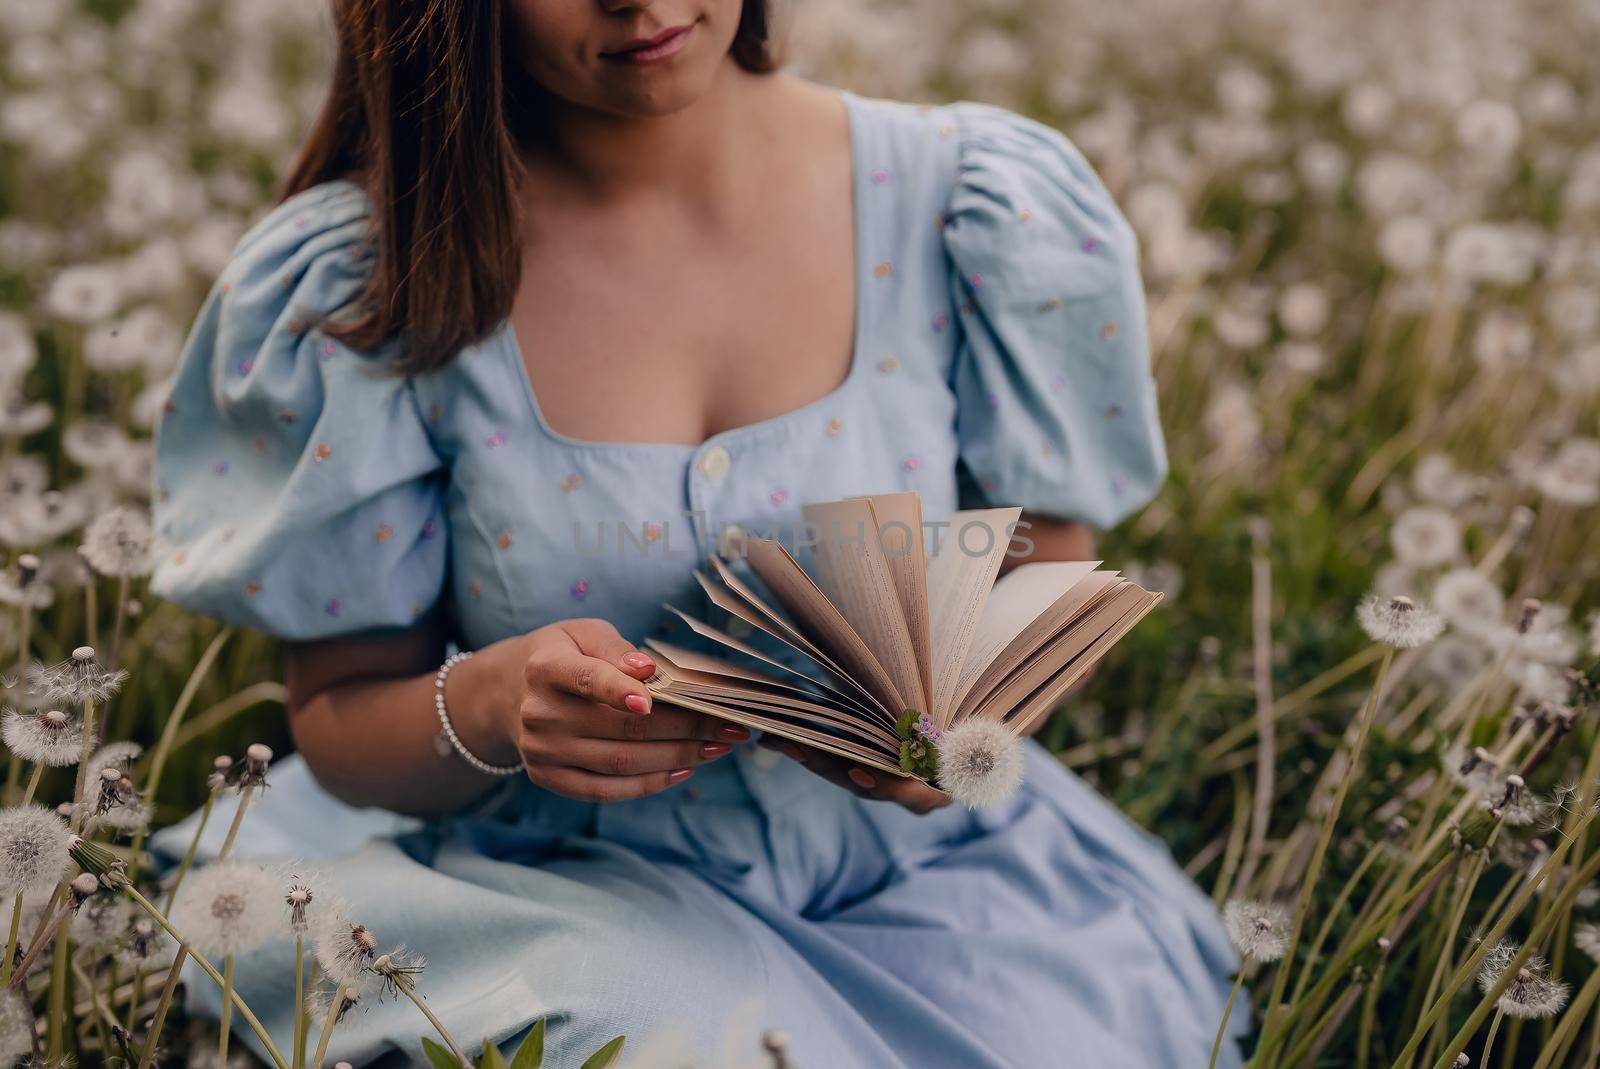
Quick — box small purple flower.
[915,712,941,741]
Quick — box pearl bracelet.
[433,650,521,777]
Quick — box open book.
[643,492,1162,807]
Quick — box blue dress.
[149,88,1242,1068]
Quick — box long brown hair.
[284,1,784,376]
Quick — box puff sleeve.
[150,181,449,641]
[942,103,1168,529]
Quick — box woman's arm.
[285,617,745,817]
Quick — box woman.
[151,1,1241,1065]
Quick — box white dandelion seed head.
[1533,438,1600,507]
[934,718,1024,809]
[313,908,379,989]
[1358,594,1446,648]
[1431,569,1505,637]
[43,262,122,324]
[1412,453,1480,509]
[0,562,52,611]
[85,740,142,784]
[1,707,83,766]
[1276,282,1330,338]
[1423,637,1486,693]
[1480,777,1549,827]
[72,891,135,950]
[277,862,344,937]
[26,648,126,704]
[1456,98,1521,160]
[0,804,72,898]
[1476,941,1570,1019]
[79,782,150,838]
[170,860,280,959]
[1222,899,1291,962]
[0,989,28,1063]
[1444,746,1504,796]
[80,506,153,578]
[1473,307,1537,369]
[61,420,131,473]
[1575,924,1600,965]
[115,915,170,970]
[1377,215,1436,274]
[1390,508,1462,569]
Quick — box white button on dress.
[698,445,732,481]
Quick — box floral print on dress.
[147,97,1165,652]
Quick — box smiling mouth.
[601,23,695,63]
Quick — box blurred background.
[3,0,1600,1065]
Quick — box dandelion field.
[2,0,1600,1065]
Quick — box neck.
[518,61,776,209]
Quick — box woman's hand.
[513,619,748,803]
[757,736,953,815]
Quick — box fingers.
[525,643,651,714]
[530,764,698,806]
[561,618,656,680]
[758,736,951,814]
[522,736,735,776]
[526,693,750,744]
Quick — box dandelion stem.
[107,575,129,672]
[1288,836,1385,1008]
[1532,966,1600,1069]
[298,959,318,1069]
[0,895,19,987]
[310,987,351,1069]
[136,948,186,1069]
[216,782,256,862]
[1417,852,1490,1055]
[18,762,41,808]
[120,884,289,1069]
[1208,970,1246,1069]
[141,626,234,805]
[1257,852,1454,1065]
[1234,537,1275,897]
[219,954,236,1066]
[70,694,98,831]
[162,788,218,912]
[3,605,33,804]
[394,972,470,1067]
[1281,976,1367,1069]
[1262,645,1393,1050]
[1394,804,1600,1069]
[1479,1007,1506,1068]
[292,936,305,1069]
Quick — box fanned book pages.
[643,492,1163,808]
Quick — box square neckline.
[496,86,872,454]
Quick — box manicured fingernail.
[780,743,807,764]
[668,768,694,783]
[624,693,650,715]
[717,726,751,742]
[623,652,652,669]
[700,742,731,758]
[849,768,876,789]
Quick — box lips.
[603,23,693,59]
